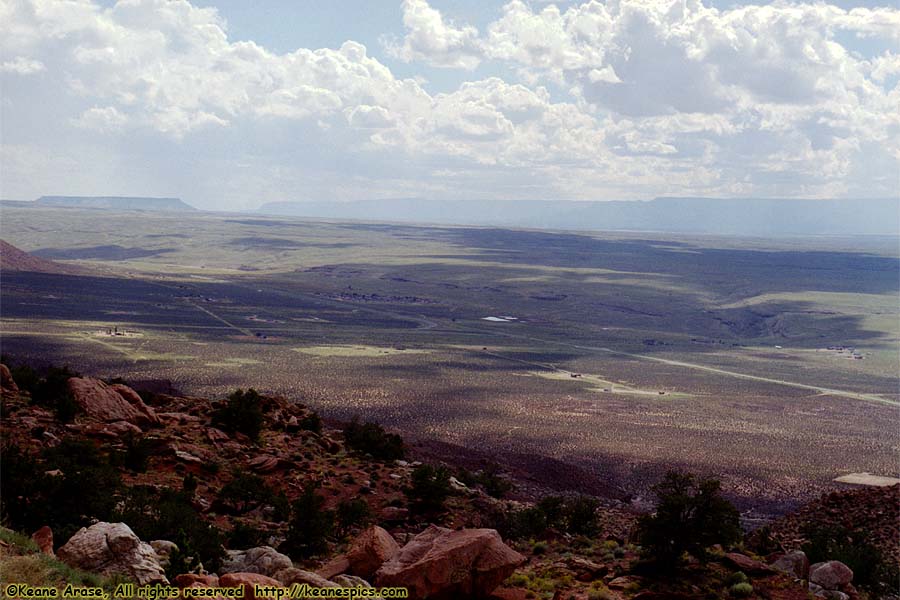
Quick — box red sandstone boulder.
[346,526,401,579]
[1,364,18,394]
[219,573,281,600]
[67,377,159,427]
[724,552,775,575]
[374,525,525,600]
[174,574,220,588]
[274,568,340,589]
[57,522,167,585]
[31,526,54,556]
[247,455,279,473]
[810,561,853,590]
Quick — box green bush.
[280,486,334,559]
[725,572,748,586]
[228,522,269,549]
[564,495,599,535]
[31,366,78,404]
[466,465,513,498]
[8,363,40,395]
[271,492,291,522]
[335,498,372,538]
[537,496,565,528]
[342,418,404,460]
[802,524,897,594]
[637,471,741,567]
[213,389,265,441]
[119,434,153,473]
[164,536,199,581]
[500,494,600,540]
[218,471,274,514]
[11,364,81,422]
[406,464,452,513]
[1,439,125,543]
[182,473,198,496]
[728,582,753,597]
[115,485,224,572]
[298,412,322,433]
[501,506,548,540]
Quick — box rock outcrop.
[221,546,293,578]
[771,550,810,579]
[67,377,160,427]
[374,525,525,600]
[174,574,220,588]
[31,526,54,556]
[274,568,340,589]
[57,522,168,585]
[753,484,900,567]
[1,364,19,395]
[810,561,854,590]
[345,526,401,579]
[723,552,774,575]
[218,573,281,600]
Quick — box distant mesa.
[0,239,87,275]
[34,196,196,212]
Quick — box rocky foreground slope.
[1,362,897,600]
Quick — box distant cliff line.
[34,196,196,212]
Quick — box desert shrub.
[16,365,81,423]
[335,498,372,538]
[271,492,291,522]
[137,389,159,405]
[7,363,40,395]
[802,524,897,594]
[281,486,334,559]
[0,439,123,542]
[725,572,748,586]
[637,471,741,567]
[118,434,153,473]
[164,537,199,581]
[228,522,269,549]
[0,443,49,533]
[751,524,779,555]
[728,582,753,597]
[501,494,599,540]
[537,496,566,528]
[406,464,452,513]
[115,485,224,572]
[53,394,79,423]
[532,541,548,555]
[298,412,322,433]
[31,366,78,405]
[218,471,274,514]
[501,506,548,540]
[342,418,404,460]
[213,388,265,441]
[182,473,198,496]
[564,495,599,535]
[587,586,615,600]
[467,465,513,498]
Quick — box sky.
[0,0,898,211]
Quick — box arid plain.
[2,205,897,518]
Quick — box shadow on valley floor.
[337,223,900,296]
[32,245,177,261]
[228,236,358,250]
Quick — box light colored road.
[484,329,899,407]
